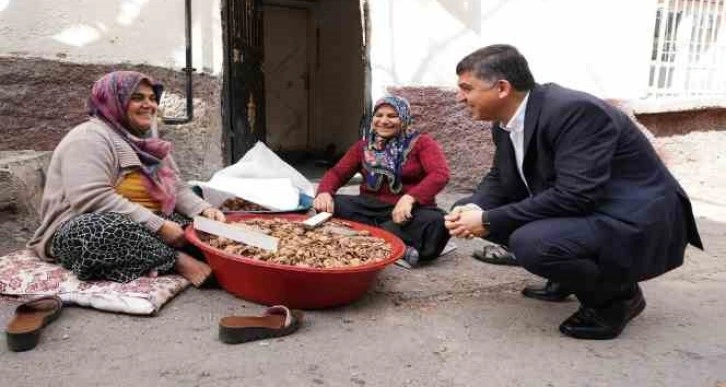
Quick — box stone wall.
[635,108,726,137]
[0,57,223,181]
[388,87,494,192]
[0,151,51,215]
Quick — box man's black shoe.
[559,285,646,340]
[522,281,573,302]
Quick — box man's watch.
[481,211,491,226]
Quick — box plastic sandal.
[218,305,304,344]
[5,295,63,352]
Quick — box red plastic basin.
[185,213,406,309]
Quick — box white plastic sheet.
[190,142,313,211]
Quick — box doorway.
[263,5,311,156]
[223,0,368,171]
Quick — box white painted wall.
[0,0,223,74]
[368,0,657,100]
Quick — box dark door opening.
[222,0,266,165]
[223,0,369,176]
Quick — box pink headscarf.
[88,71,177,214]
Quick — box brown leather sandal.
[219,305,304,344]
[5,295,63,352]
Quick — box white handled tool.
[193,216,279,252]
[302,212,333,230]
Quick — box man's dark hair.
[456,44,535,91]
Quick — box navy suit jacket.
[469,83,702,281]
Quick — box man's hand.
[444,209,488,239]
[201,207,226,222]
[157,220,187,248]
[392,194,416,224]
[450,203,483,215]
[313,193,335,213]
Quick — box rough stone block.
[0,150,52,216]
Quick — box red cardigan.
[317,134,450,206]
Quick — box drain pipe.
[162,0,195,124]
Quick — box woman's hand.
[158,220,187,248]
[392,194,416,224]
[313,193,335,213]
[201,207,226,222]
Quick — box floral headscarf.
[88,71,177,214]
[362,95,420,193]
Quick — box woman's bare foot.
[175,252,212,287]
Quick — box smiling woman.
[26,70,226,287]
[313,95,451,268]
[126,82,158,134]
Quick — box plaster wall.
[368,0,656,101]
[0,0,223,74]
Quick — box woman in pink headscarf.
[27,71,224,286]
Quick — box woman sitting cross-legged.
[313,95,451,267]
[27,70,224,286]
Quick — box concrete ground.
[1,133,726,386]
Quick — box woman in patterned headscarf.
[28,71,224,286]
[314,95,451,267]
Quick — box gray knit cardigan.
[27,118,212,261]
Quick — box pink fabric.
[0,250,190,315]
[88,71,177,214]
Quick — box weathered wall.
[636,108,726,137]
[389,87,493,192]
[0,151,51,215]
[0,57,223,181]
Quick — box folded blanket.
[0,250,190,315]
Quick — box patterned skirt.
[51,212,191,283]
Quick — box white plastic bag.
[190,142,313,211]
[217,142,314,197]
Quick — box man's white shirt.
[501,92,530,193]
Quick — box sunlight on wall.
[52,24,101,47]
[117,0,149,26]
[369,0,656,100]
[172,46,186,70]
[0,0,10,13]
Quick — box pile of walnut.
[220,197,269,212]
[201,218,392,269]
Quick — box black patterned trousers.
[51,212,192,283]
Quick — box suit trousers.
[494,216,636,306]
[333,195,450,261]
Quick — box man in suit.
[445,44,703,340]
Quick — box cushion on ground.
[0,249,190,315]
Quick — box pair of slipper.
[5,295,63,352]
[219,305,304,344]
[5,297,302,349]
